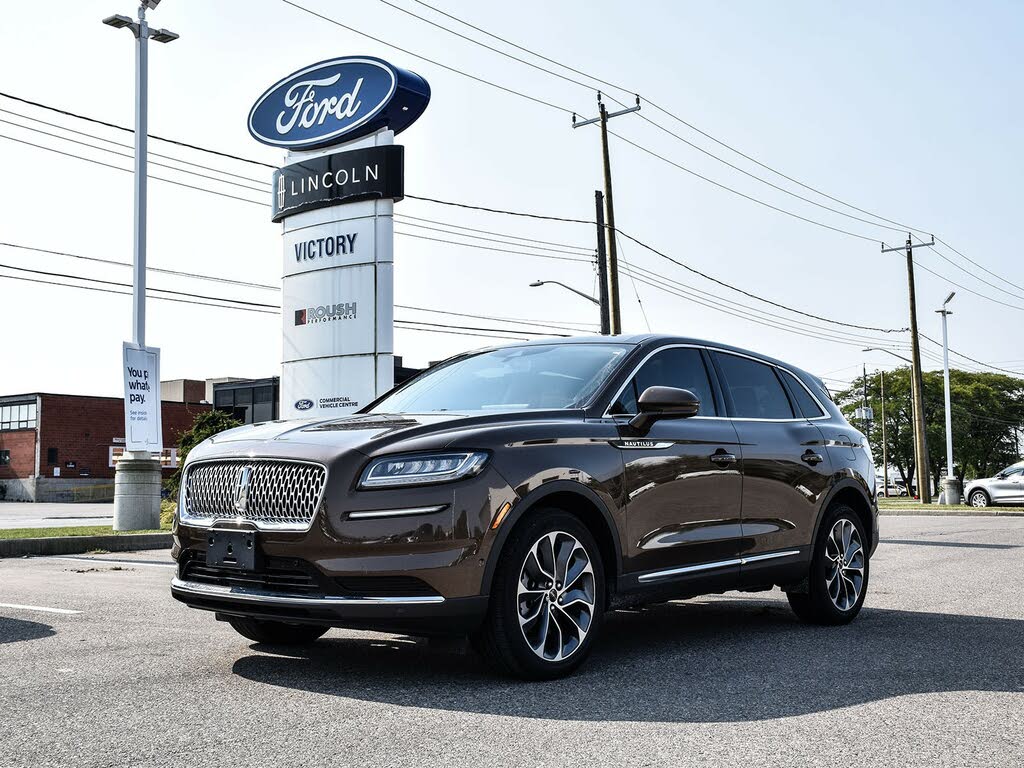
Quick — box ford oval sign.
[294,399,314,411]
[248,56,430,151]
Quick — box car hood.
[186,409,584,464]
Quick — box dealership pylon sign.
[248,56,430,419]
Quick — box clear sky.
[1,0,1021,398]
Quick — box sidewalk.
[0,502,114,530]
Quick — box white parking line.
[0,602,81,615]
[43,556,176,569]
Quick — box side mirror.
[628,386,700,434]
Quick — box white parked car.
[964,462,1024,507]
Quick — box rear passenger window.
[781,370,826,418]
[611,347,717,416]
[715,353,794,419]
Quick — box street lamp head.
[102,13,134,28]
[149,27,179,42]
[529,281,544,287]
[944,291,956,306]
[143,0,162,9]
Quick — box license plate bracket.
[207,529,260,571]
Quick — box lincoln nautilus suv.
[170,335,878,679]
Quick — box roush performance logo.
[295,302,358,325]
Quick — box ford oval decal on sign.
[294,399,314,411]
[248,56,430,150]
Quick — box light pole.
[529,281,602,333]
[937,291,959,504]
[104,1,178,530]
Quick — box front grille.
[182,551,323,595]
[182,458,326,528]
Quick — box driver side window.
[610,347,717,416]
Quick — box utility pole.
[882,234,936,503]
[937,291,959,504]
[880,370,888,497]
[573,94,640,335]
[594,191,611,335]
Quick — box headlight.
[358,451,489,489]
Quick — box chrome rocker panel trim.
[637,549,802,583]
[170,577,446,606]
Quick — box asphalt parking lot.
[2,515,1022,768]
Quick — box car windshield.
[370,343,632,413]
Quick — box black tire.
[787,504,869,625]
[227,617,328,645]
[472,509,605,680]
[968,489,990,508]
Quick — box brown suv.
[171,335,877,679]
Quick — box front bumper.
[171,577,488,635]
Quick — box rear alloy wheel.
[473,510,604,680]
[788,504,869,625]
[969,490,990,508]
[227,617,328,645]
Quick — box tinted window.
[715,353,794,419]
[611,347,717,416]
[781,369,826,418]
[372,343,631,413]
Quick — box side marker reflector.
[491,501,513,530]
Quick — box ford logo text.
[248,56,430,150]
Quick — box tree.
[166,409,242,498]
[834,368,1024,491]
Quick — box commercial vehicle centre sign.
[248,56,430,419]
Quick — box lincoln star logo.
[233,466,253,514]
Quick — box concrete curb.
[0,533,172,558]
[878,508,1024,517]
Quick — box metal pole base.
[113,454,163,531]
[941,477,962,507]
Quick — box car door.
[710,351,833,587]
[608,346,744,589]
[991,467,1024,503]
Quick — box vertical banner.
[122,342,163,452]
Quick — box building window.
[0,402,36,431]
[0,449,10,466]
[46,447,58,465]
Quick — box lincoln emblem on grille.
[233,466,253,514]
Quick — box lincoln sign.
[249,56,429,419]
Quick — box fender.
[811,475,877,553]
[479,479,624,596]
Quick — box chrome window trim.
[179,457,329,532]
[170,577,445,606]
[347,505,449,520]
[603,344,830,423]
[636,549,802,583]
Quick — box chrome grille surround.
[180,458,327,531]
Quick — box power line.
[0,115,270,195]
[405,194,593,224]
[395,304,596,334]
[0,90,276,169]
[394,213,593,252]
[0,241,279,291]
[0,105,271,186]
[394,228,594,264]
[914,258,1024,312]
[279,0,575,115]
[0,132,267,207]
[393,218,593,256]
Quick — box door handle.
[801,450,824,466]
[709,451,737,466]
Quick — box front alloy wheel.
[824,518,865,611]
[473,509,604,680]
[517,531,597,662]
[969,490,990,508]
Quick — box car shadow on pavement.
[0,616,56,645]
[230,599,1024,723]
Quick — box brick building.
[0,392,209,503]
